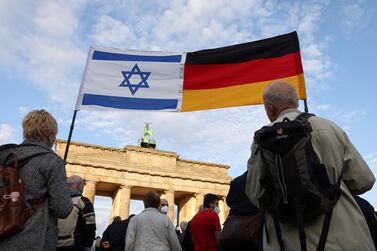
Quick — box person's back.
[125,192,181,251]
[0,110,73,251]
[190,194,221,251]
[221,171,260,251]
[100,215,134,251]
[226,171,259,216]
[246,81,375,251]
[57,175,96,251]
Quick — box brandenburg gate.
[55,140,232,224]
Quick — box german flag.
[181,31,306,112]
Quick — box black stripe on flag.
[185,31,300,65]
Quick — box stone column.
[195,193,204,212]
[83,180,96,204]
[111,185,131,220]
[178,195,196,223]
[219,198,226,225]
[223,198,230,220]
[164,190,175,222]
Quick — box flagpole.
[63,110,78,162]
[303,99,309,113]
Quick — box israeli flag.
[76,46,184,111]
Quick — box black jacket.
[226,171,259,216]
[101,216,134,251]
[354,195,377,248]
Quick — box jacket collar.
[69,189,82,197]
[22,138,53,152]
[142,207,160,213]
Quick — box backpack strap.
[296,112,316,121]
[0,144,18,152]
[316,176,342,251]
[293,197,308,251]
[25,197,48,220]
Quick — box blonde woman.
[0,109,73,251]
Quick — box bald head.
[68,175,85,193]
[263,81,299,122]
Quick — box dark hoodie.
[0,139,73,251]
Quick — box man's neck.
[277,108,300,119]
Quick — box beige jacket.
[246,109,376,251]
[125,208,182,251]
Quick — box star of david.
[119,64,151,95]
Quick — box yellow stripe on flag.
[181,74,306,112]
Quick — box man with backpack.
[0,109,73,251]
[246,81,375,251]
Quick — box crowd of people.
[0,81,376,251]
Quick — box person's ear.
[265,103,277,122]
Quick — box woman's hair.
[22,109,58,142]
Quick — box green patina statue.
[138,123,156,149]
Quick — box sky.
[1,0,377,235]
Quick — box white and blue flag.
[76,46,184,111]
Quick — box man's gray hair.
[263,80,299,107]
[68,175,83,189]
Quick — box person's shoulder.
[80,196,93,205]
[308,115,344,134]
[233,171,247,184]
[207,209,219,218]
[190,211,201,223]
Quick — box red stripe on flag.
[183,52,303,90]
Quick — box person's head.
[263,81,299,122]
[67,175,86,193]
[180,220,188,232]
[203,193,220,214]
[159,198,169,214]
[22,109,58,148]
[111,216,122,223]
[143,191,160,209]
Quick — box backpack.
[253,113,341,251]
[0,144,48,238]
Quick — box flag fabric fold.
[76,31,306,112]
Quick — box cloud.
[77,105,268,177]
[337,0,374,39]
[0,124,16,144]
[1,0,340,177]
[1,0,334,108]
[0,0,87,108]
[68,0,336,178]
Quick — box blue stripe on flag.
[92,51,182,63]
[82,94,178,110]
